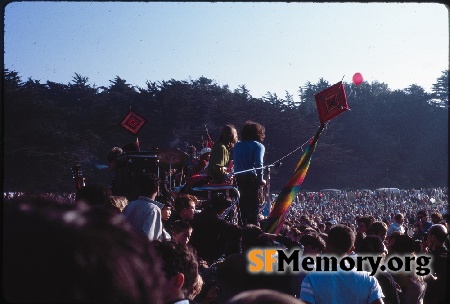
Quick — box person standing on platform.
[208,124,238,184]
[233,121,266,226]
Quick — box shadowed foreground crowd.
[3,183,448,304]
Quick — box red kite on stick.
[314,81,349,125]
[120,111,147,135]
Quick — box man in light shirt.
[299,225,384,304]
[387,213,405,237]
[122,173,165,241]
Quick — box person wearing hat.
[192,147,211,175]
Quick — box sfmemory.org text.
[247,248,432,276]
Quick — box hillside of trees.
[3,69,448,193]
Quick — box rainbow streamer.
[264,124,325,234]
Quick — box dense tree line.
[3,69,448,193]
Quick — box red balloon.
[352,72,364,85]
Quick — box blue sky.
[4,2,449,101]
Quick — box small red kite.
[314,81,349,125]
[120,111,147,135]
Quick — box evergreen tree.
[431,70,449,107]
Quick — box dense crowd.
[285,187,448,232]
[3,191,76,202]
[3,185,448,304]
[5,187,447,219]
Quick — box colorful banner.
[264,124,325,234]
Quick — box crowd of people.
[284,188,448,238]
[3,119,449,304]
[3,180,448,304]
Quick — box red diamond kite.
[314,81,349,125]
[120,111,147,135]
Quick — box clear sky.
[4,1,449,101]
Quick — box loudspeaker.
[112,151,158,201]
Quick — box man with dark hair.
[357,236,401,304]
[299,224,384,304]
[166,194,197,234]
[172,220,193,246]
[367,221,388,241]
[366,221,389,253]
[3,196,165,303]
[326,224,356,255]
[291,232,326,297]
[424,224,448,304]
[216,224,293,302]
[240,223,264,250]
[300,232,326,256]
[153,240,199,304]
[160,200,174,240]
[189,195,242,264]
[430,212,443,225]
[233,120,266,226]
[174,194,197,220]
[356,216,373,234]
[122,173,165,240]
[215,224,263,294]
[355,215,374,252]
